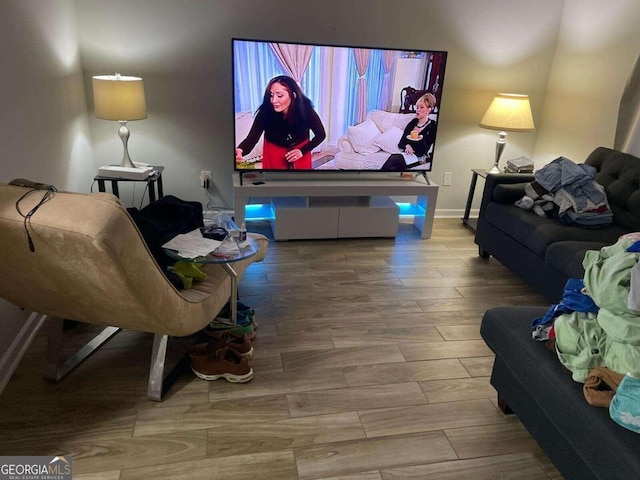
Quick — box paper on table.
[162,229,222,258]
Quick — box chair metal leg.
[147,333,190,401]
[0,311,48,395]
[41,318,188,402]
[44,317,120,382]
[222,262,239,324]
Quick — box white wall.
[534,0,640,165]
[0,0,93,190]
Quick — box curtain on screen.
[379,50,399,111]
[269,43,313,83]
[353,49,371,124]
[233,41,393,145]
[343,49,386,127]
[234,41,319,113]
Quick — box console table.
[462,168,531,231]
[462,168,488,231]
[233,174,439,240]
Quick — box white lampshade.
[479,93,535,132]
[93,74,147,121]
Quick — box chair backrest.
[0,183,229,336]
[399,86,430,114]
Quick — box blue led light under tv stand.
[233,172,439,241]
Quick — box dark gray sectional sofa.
[481,306,640,480]
[476,147,640,479]
[474,146,640,303]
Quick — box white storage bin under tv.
[270,196,398,240]
[233,173,439,241]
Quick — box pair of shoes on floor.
[189,332,254,383]
[203,308,257,341]
[237,301,256,321]
[203,316,254,338]
[218,301,258,328]
[238,302,259,331]
[203,319,256,341]
[190,332,253,359]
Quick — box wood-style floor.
[0,219,563,479]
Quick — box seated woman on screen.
[235,75,326,170]
[381,93,437,171]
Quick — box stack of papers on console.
[162,230,222,258]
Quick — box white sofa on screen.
[333,110,436,170]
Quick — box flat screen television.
[232,38,447,174]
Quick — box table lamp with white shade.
[479,93,535,174]
[93,73,147,169]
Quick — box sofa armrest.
[337,134,355,153]
[478,173,534,218]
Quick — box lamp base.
[486,131,507,174]
[118,121,140,169]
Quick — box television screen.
[232,38,447,173]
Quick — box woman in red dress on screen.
[235,75,326,170]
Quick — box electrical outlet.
[200,171,211,189]
[443,172,453,186]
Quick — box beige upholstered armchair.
[0,182,267,400]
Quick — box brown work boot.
[190,345,253,383]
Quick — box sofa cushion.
[373,126,403,153]
[367,109,415,132]
[484,202,627,257]
[347,118,381,154]
[545,240,609,279]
